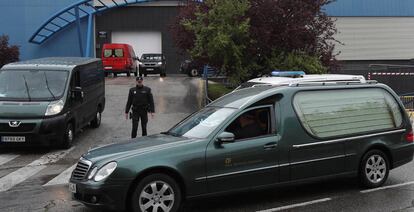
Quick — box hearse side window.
[225,107,271,141]
[293,88,403,138]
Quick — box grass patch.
[208,82,232,100]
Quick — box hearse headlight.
[87,167,98,180]
[45,100,64,116]
[93,162,117,182]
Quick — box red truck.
[101,43,138,77]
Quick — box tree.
[171,0,339,83]
[0,35,19,68]
[181,0,252,83]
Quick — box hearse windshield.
[0,69,69,101]
[166,107,236,139]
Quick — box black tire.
[60,123,74,149]
[127,70,131,77]
[359,149,390,188]
[130,173,182,212]
[144,73,147,77]
[113,73,118,77]
[104,72,108,77]
[134,67,138,77]
[189,68,198,77]
[90,109,102,128]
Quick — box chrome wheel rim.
[139,181,175,212]
[190,69,198,76]
[67,127,73,143]
[365,154,386,184]
[96,112,101,125]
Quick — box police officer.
[125,76,155,138]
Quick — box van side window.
[293,88,403,138]
[225,107,271,141]
[80,64,100,87]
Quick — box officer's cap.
[136,76,143,81]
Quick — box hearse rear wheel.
[359,149,389,188]
[131,174,182,212]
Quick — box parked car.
[139,53,166,77]
[180,59,201,77]
[0,57,105,148]
[69,81,413,212]
[179,60,219,77]
[235,71,366,90]
[101,43,138,77]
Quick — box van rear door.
[102,48,126,71]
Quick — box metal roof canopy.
[29,0,155,56]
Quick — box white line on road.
[43,163,77,186]
[0,147,74,192]
[0,154,19,166]
[256,198,332,212]
[360,181,414,193]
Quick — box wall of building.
[0,0,87,61]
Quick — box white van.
[235,71,366,90]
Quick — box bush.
[0,35,19,68]
[208,82,232,100]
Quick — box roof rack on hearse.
[288,80,378,87]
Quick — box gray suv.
[139,53,166,77]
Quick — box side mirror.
[71,86,84,99]
[216,132,235,144]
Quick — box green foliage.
[182,0,251,83]
[208,82,232,100]
[265,51,327,74]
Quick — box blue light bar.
[271,70,306,77]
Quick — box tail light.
[405,130,414,143]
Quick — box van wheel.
[130,174,182,212]
[127,71,131,77]
[61,123,74,149]
[104,72,108,77]
[113,73,118,77]
[90,110,102,128]
[359,149,389,188]
[134,68,138,77]
[189,69,198,77]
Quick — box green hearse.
[70,82,414,212]
[0,57,105,148]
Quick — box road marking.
[0,154,19,166]
[256,198,332,212]
[360,181,414,193]
[0,148,74,192]
[43,163,77,186]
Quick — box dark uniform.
[125,85,155,138]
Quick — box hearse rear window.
[293,88,403,138]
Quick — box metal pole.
[75,6,84,57]
[85,14,93,57]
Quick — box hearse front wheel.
[359,149,389,188]
[131,174,182,212]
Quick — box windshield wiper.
[22,75,31,102]
[43,72,56,100]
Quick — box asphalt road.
[0,76,414,212]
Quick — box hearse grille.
[71,158,92,181]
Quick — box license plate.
[146,68,154,71]
[104,66,113,69]
[69,183,77,193]
[1,136,25,142]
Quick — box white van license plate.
[1,136,25,142]
[69,183,77,193]
[104,66,112,69]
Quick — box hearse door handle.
[264,142,277,150]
